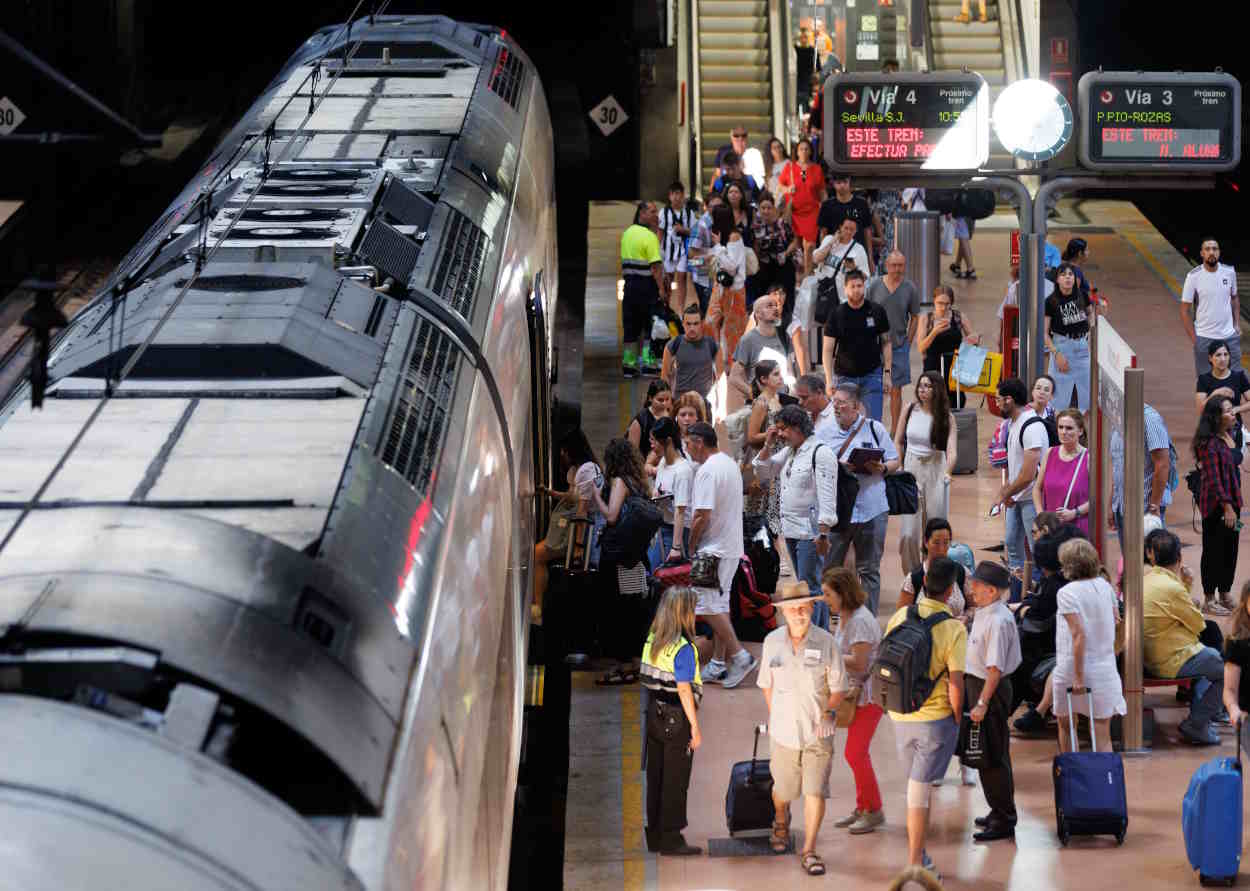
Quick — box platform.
[563,197,1250,890]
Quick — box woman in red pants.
[823,567,885,833]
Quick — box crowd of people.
[563,140,1250,878]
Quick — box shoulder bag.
[860,418,919,516]
[598,480,663,568]
[833,417,866,532]
[814,239,857,325]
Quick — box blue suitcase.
[725,724,775,835]
[1052,688,1128,846]
[1182,719,1243,885]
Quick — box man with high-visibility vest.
[621,201,665,378]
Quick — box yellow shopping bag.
[946,348,1003,395]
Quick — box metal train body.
[0,16,554,890]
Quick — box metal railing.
[690,0,705,196]
[768,0,787,143]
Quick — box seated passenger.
[1012,524,1082,729]
[1144,530,1225,745]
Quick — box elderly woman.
[640,586,703,856]
[1052,538,1126,754]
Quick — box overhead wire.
[0,0,395,560]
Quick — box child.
[659,182,696,315]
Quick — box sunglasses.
[732,132,748,138]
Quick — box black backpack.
[871,605,955,714]
[598,480,663,568]
[1019,414,1059,449]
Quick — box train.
[0,14,555,890]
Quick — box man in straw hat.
[757,577,849,875]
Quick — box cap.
[971,561,1012,590]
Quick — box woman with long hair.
[823,567,885,834]
[894,370,957,573]
[1196,339,1250,464]
[592,438,653,686]
[628,380,673,456]
[704,205,749,364]
[1044,262,1095,412]
[724,181,754,248]
[1222,580,1250,729]
[640,586,703,856]
[1033,408,1091,536]
[915,285,979,409]
[745,360,784,527]
[1195,396,1243,614]
[648,417,694,568]
[534,429,600,620]
[777,137,825,275]
[764,137,791,213]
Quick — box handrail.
[767,0,786,142]
[690,0,705,197]
[922,0,936,73]
[1000,0,1029,81]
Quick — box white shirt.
[834,604,882,706]
[1182,263,1238,340]
[818,234,869,303]
[654,456,693,525]
[691,451,744,561]
[901,188,926,212]
[998,277,1054,320]
[904,406,935,458]
[709,239,747,290]
[751,435,838,539]
[1007,408,1049,502]
[812,400,839,443]
[966,600,1022,680]
[901,567,965,617]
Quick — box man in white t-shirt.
[1181,238,1241,376]
[685,422,756,689]
[991,378,1048,599]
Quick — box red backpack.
[731,556,777,640]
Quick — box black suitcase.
[725,724,775,834]
[546,517,600,666]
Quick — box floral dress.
[744,395,782,531]
[872,190,903,266]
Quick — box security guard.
[639,585,703,856]
[621,201,665,378]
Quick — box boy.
[659,182,696,315]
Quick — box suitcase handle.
[1065,686,1097,752]
[748,723,767,781]
[1238,715,1244,770]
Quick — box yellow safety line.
[621,687,645,891]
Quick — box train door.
[527,271,553,537]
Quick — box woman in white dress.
[1052,538,1126,753]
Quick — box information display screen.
[1077,72,1241,172]
[825,73,989,172]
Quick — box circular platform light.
[992,78,1074,162]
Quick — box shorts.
[953,217,971,240]
[890,341,912,386]
[694,583,730,616]
[663,255,688,274]
[770,739,834,801]
[893,716,959,783]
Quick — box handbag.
[654,558,692,590]
[952,342,990,388]
[813,239,857,325]
[690,552,721,588]
[885,471,920,515]
[940,216,956,254]
[835,689,859,728]
[957,715,990,769]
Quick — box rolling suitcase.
[1182,718,1243,885]
[1052,687,1128,846]
[725,724,775,835]
[952,407,978,474]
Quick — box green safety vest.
[640,632,702,705]
[621,224,661,280]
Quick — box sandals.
[595,668,638,686]
[801,851,826,875]
[964,268,978,280]
[770,819,790,854]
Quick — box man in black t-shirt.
[817,174,878,274]
[821,269,891,421]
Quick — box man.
[1181,238,1241,375]
[817,174,877,273]
[714,127,750,177]
[867,250,922,434]
[757,579,848,876]
[822,381,900,615]
[1143,530,1225,745]
[621,201,665,378]
[795,372,837,441]
[964,562,1022,842]
[814,218,869,305]
[658,181,695,314]
[730,287,792,401]
[991,378,1047,596]
[1110,402,1176,572]
[686,194,724,317]
[822,270,892,422]
[752,405,839,630]
[686,422,757,688]
[712,151,760,202]
[884,557,966,880]
[662,303,722,401]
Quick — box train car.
[0,15,555,890]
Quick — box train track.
[0,258,115,405]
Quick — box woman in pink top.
[1033,408,1091,536]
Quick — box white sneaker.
[961,765,977,786]
[723,653,758,689]
[703,661,728,684]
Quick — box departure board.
[825,72,990,172]
[1077,72,1241,172]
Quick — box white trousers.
[899,451,950,575]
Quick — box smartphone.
[988,503,1002,518]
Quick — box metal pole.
[1123,368,1147,753]
[1089,314,1102,558]
[1021,232,1040,385]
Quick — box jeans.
[1004,499,1037,602]
[787,536,829,630]
[837,369,885,422]
[827,511,889,615]
[1195,334,1243,377]
[692,280,711,318]
[1048,333,1091,412]
[1176,645,1226,733]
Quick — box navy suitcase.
[1182,718,1243,885]
[725,724,775,835]
[1052,687,1128,846]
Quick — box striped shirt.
[1111,404,1173,513]
[659,206,696,263]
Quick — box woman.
[895,371,957,574]
[649,417,694,569]
[745,361,784,528]
[1044,263,1094,412]
[1195,396,1243,615]
[627,380,672,456]
[750,193,801,317]
[534,429,599,619]
[705,205,750,370]
[1032,374,1057,420]
[649,391,708,476]
[917,285,979,374]
[1034,409,1091,536]
[1196,339,1250,463]
[1052,538,1127,754]
[777,138,825,275]
[1061,238,1093,300]
[723,182,754,248]
[1223,582,1250,734]
[950,216,976,279]
[824,567,885,834]
[765,138,792,213]
[897,518,967,618]
[639,585,703,856]
[592,439,654,686]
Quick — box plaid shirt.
[1197,437,1242,517]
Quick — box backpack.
[1019,414,1059,449]
[988,418,1010,468]
[598,480,663,568]
[730,555,778,642]
[871,605,956,714]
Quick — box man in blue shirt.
[686,194,723,316]
[1111,404,1177,564]
[815,381,900,615]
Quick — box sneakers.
[833,810,861,829]
[639,347,661,377]
[703,660,728,684]
[722,651,758,689]
[847,810,885,834]
[1204,597,1231,616]
[1179,718,1220,746]
[1220,592,1237,613]
[1014,705,1047,734]
[1215,708,1233,726]
[622,349,639,378]
[961,765,978,786]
